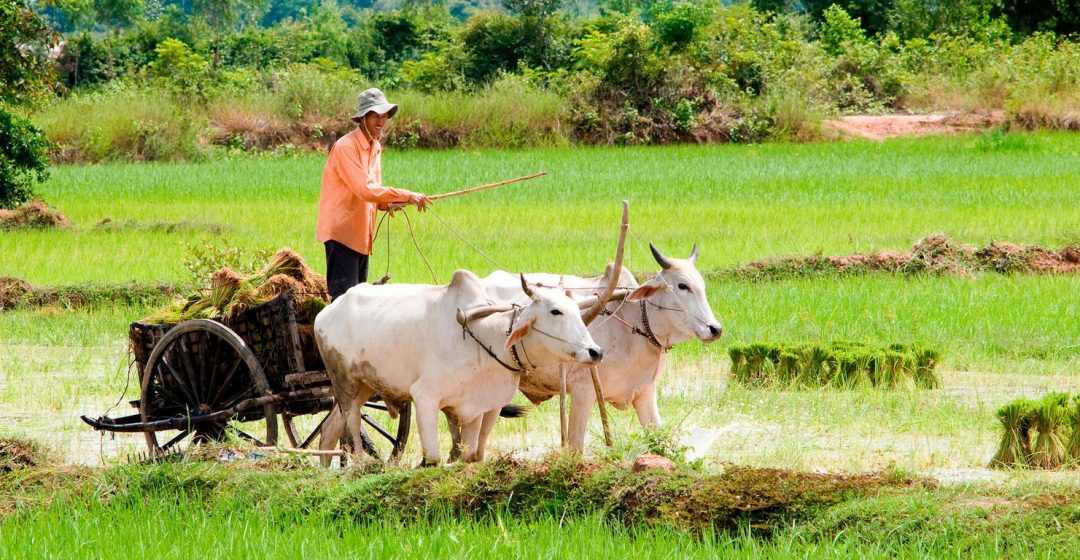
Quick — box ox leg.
[341,388,375,463]
[446,412,464,463]
[633,383,662,428]
[318,407,344,467]
[472,409,500,463]
[458,416,483,462]
[411,385,442,467]
[567,376,596,451]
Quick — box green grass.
[4,132,1080,285]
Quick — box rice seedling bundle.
[1030,393,1069,469]
[990,393,1080,470]
[727,342,941,390]
[1067,399,1080,466]
[140,248,330,326]
[990,399,1033,469]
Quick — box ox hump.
[448,269,487,300]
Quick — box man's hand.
[410,193,431,212]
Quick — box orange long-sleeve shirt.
[316,128,414,254]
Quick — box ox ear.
[626,278,664,302]
[505,316,536,349]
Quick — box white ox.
[478,243,722,450]
[314,269,603,466]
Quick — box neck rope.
[460,307,533,374]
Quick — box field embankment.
[1,450,1077,558]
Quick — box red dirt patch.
[824,112,1004,140]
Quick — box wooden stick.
[559,365,569,446]
[430,172,547,201]
[257,446,344,457]
[589,365,614,447]
[389,172,547,211]
[582,200,629,326]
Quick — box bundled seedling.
[142,248,329,326]
[1067,399,1080,466]
[990,393,1080,470]
[728,342,941,390]
[1030,393,1069,470]
[989,399,1034,469]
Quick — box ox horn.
[650,242,673,270]
[520,273,537,300]
[458,304,515,325]
[582,201,630,326]
[689,243,699,264]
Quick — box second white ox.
[313,269,603,465]
[480,243,722,449]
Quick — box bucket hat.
[351,88,398,122]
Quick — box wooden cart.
[81,291,409,460]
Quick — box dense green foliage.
[0,1,56,207]
[13,0,1080,160]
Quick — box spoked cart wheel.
[280,398,411,463]
[139,319,278,455]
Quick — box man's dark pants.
[325,240,369,300]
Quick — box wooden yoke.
[566,200,629,448]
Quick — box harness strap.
[506,307,534,372]
[638,300,669,352]
[600,301,670,352]
[460,308,525,374]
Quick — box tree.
[1,1,57,209]
[94,0,145,28]
[999,0,1080,35]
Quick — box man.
[317,88,431,299]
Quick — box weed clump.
[0,277,175,310]
[0,438,54,473]
[0,200,70,230]
[729,342,941,390]
[717,235,1080,282]
[313,453,930,533]
[0,277,34,310]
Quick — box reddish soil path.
[823,112,1005,140]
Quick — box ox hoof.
[418,459,439,468]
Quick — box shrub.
[0,109,52,208]
[148,38,211,96]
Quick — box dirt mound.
[823,112,1004,141]
[0,277,34,310]
[0,200,71,230]
[0,438,52,473]
[904,233,977,274]
[724,235,1080,281]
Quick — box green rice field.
[2,132,1080,557]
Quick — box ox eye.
[551,309,563,316]
[678,283,691,292]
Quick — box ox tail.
[499,404,528,418]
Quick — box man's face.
[362,112,389,138]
